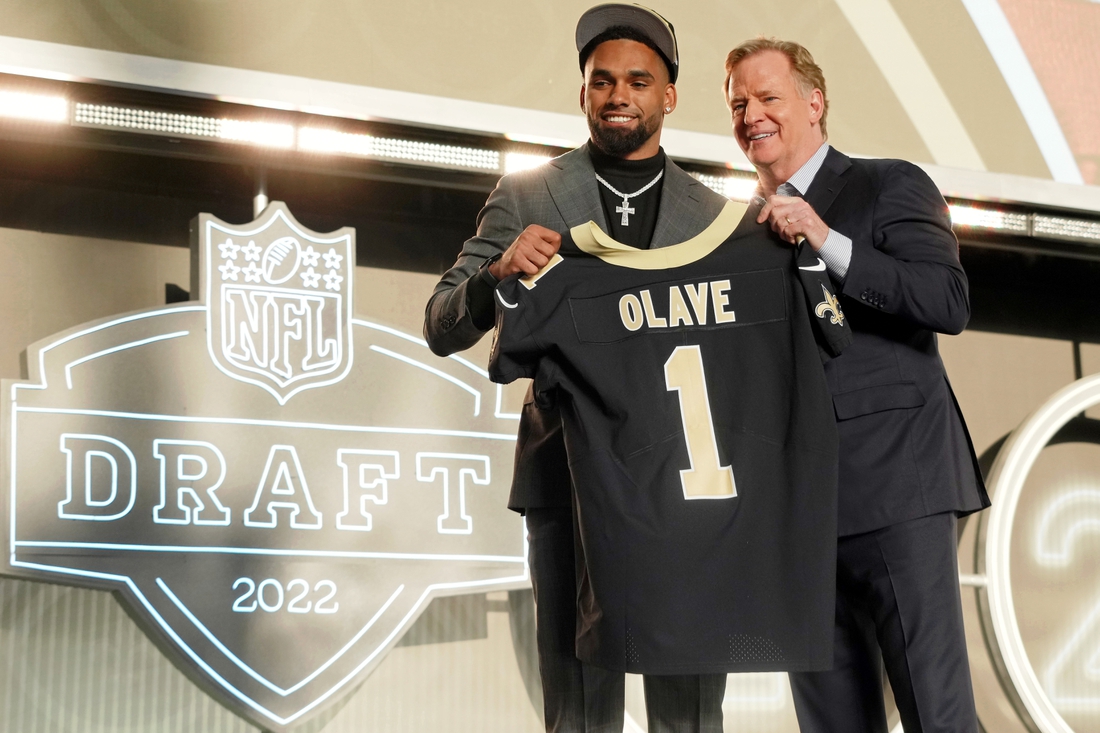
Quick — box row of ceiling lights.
[2,89,1099,246]
[947,203,1100,245]
[1,90,544,175]
[1,88,761,192]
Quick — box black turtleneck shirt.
[589,146,666,250]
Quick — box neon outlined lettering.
[415,453,490,535]
[243,445,323,529]
[153,439,230,526]
[336,449,399,531]
[58,433,137,521]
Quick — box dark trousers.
[526,507,726,733]
[789,512,978,733]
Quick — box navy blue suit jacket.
[805,147,989,536]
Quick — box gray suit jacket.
[423,142,728,509]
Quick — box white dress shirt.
[774,143,852,281]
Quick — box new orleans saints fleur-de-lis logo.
[815,284,845,326]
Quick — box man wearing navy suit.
[722,38,989,732]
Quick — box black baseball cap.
[576,4,679,83]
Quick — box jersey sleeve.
[795,242,853,358]
[487,274,547,384]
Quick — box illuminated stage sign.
[1,203,526,731]
[969,373,1100,733]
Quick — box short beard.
[587,110,661,158]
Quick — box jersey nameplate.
[569,269,789,344]
[618,278,737,332]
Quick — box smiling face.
[581,39,675,160]
[727,49,824,193]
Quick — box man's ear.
[580,84,587,113]
[663,84,678,115]
[808,88,824,125]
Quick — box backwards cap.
[575,4,679,83]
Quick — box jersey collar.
[569,200,749,270]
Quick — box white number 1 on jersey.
[664,345,737,500]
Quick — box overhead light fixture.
[296,128,371,156]
[40,95,1100,248]
[692,172,759,203]
[503,152,552,174]
[948,203,1030,233]
[0,91,68,123]
[217,118,295,148]
[73,103,294,148]
[947,203,1100,245]
[298,127,500,172]
[1033,214,1100,245]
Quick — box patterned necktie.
[777,182,801,198]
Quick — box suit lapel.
[547,147,725,246]
[545,144,608,230]
[650,161,708,248]
[804,146,851,219]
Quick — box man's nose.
[743,98,764,124]
[608,82,630,106]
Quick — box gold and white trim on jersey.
[568,200,750,270]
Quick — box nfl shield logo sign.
[2,202,527,731]
[204,203,354,404]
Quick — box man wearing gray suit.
[424,5,728,732]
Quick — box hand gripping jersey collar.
[568,200,749,270]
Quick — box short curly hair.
[723,37,829,139]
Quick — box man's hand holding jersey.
[488,225,562,280]
[757,194,830,250]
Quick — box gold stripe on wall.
[833,0,987,170]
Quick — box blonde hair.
[723,37,829,138]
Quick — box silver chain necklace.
[594,170,664,226]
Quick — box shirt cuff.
[466,271,497,331]
[818,229,852,281]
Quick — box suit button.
[441,315,456,330]
[860,292,868,301]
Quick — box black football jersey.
[489,201,851,675]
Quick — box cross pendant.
[616,198,635,226]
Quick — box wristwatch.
[477,253,502,287]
